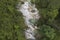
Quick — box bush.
[39,25,56,40]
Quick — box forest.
[0,0,60,40]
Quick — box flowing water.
[17,0,40,40]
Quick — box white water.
[18,0,40,40]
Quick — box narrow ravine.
[18,0,40,40]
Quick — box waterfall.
[17,0,40,40]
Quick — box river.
[17,0,40,40]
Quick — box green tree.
[39,25,56,40]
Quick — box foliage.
[39,25,56,40]
[0,0,26,40]
[31,0,59,24]
[31,0,60,40]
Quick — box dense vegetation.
[31,0,60,40]
[0,0,60,40]
[0,0,26,40]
